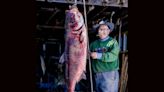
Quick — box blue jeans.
[94,71,119,92]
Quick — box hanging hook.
[74,0,77,6]
[110,11,115,23]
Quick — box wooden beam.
[41,0,128,8]
[37,25,64,29]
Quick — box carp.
[59,5,88,92]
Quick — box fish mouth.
[73,24,83,32]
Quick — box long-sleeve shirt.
[90,36,120,73]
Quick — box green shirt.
[90,36,120,73]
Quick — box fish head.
[65,5,84,32]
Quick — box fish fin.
[59,53,65,64]
[80,72,87,80]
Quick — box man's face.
[98,24,111,39]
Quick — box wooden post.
[119,54,128,92]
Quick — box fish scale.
[59,5,87,92]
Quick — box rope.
[82,0,94,92]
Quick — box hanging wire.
[82,0,94,92]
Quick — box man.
[90,20,120,92]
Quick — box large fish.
[59,5,88,92]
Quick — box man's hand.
[90,52,98,59]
